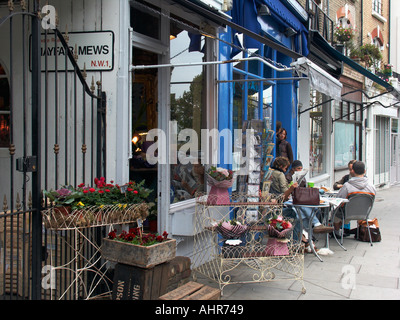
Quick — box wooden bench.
[159,281,221,300]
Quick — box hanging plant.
[350,44,382,68]
[381,63,393,76]
[334,25,355,43]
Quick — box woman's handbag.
[292,187,320,206]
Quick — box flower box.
[101,237,176,269]
[42,203,149,230]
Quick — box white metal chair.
[332,193,375,249]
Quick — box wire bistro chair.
[332,193,375,249]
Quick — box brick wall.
[361,0,390,65]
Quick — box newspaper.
[292,169,308,185]
[320,197,349,208]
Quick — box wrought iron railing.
[1,1,107,300]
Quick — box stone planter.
[101,237,176,269]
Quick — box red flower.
[98,190,104,194]
[127,188,133,192]
[89,188,96,193]
[108,230,117,240]
[105,189,111,193]
[133,190,139,194]
[83,190,89,194]
[124,233,135,241]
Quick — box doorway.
[130,47,159,229]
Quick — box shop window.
[0,63,10,148]
[309,90,326,178]
[333,100,362,168]
[375,116,390,180]
[231,68,273,181]
[392,118,399,134]
[170,25,206,203]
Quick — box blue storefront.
[217,0,309,170]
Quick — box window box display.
[102,228,176,269]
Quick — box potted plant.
[265,215,293,256]
[101,228,176,269]
[206,166,234,205]
[43,185,81,214]
[212,219,248,239]
[381,63,393,76]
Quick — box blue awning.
[257,0,309,55]
[231,0,308,56]
[175,0,303,59]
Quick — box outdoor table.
[285,200,330,262]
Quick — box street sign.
[31,31,114,72]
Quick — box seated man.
[333,160,356,190]
[334,161,376,233]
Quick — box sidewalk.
[195,186,400,300]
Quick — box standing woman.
[276,128,293,166]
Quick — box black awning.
[310,31,400,100]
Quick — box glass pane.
[392,118,399,133]
[334,100,341,120]
[131,3,160,40]
[375,116,390,175]
[349,103,355,121]
[334,122,357,168]
[0,78,10,111]
[356,124,360,159]
[309,91,325,177]
[170,28,205,203]
[355,103,362,122]
[231,80,272,174]
[0,114,10,148]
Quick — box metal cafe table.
[285,199,331,262]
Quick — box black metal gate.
[1,1,107,300]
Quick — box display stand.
[193,194,306,295]
[42,203,149,300]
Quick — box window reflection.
[309,90,325,177]
[170,28,205,203]
[0,66,10,148]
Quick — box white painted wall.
[0,0,131,204]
